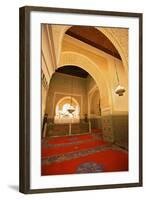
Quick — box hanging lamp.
[113,52,126,96]
[67,76,75,114]
[67,96,75,114]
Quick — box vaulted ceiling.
[57,26,121,79]
[66,26,121,60]
[56,65,89,78]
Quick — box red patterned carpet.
[41,131,128,176]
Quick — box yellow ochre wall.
[41,24,128,149]
[46,72,88,120]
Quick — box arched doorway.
[88,88,102,130]
[45,65,101,136]
[54,96,80,124]
[58,51,111,110]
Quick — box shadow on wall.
[8,185,19,192]
[90,117,102,129]
[102,114,128,150]
[113,114,128,150]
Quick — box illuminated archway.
[54,96,80,124]
[58,51,111,110]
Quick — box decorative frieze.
[41,70,48,89]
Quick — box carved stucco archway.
[58,51,112,110]
[52,25,128,72]
[50,25,128,114]
[54,96,80,124]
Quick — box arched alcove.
[54,96,80,124]
[58,51,111,110]
[88,87,102,129]
[90,89,101,117]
